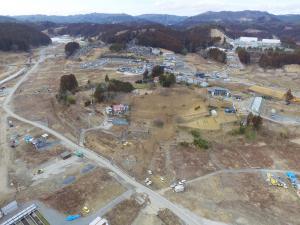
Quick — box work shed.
[60,151,72,160]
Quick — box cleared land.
[41,168,125,214]
[105,198,142,225]
[165,172,300,225]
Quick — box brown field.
[183,53,225,72]
[165,173,300,225]
[105,198,142,225]
[230,64,300,93]
[157,208,184,225]
[0,51,28,80]
[41,169,125,214]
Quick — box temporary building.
[1,201,18,216]
[251,97,263,115]
[239,37,258,42]
[60,151,72,160]
[89,217,109,225]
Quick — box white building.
[262,39,281,47]
[251,97,263,115]
[233,37,281,49]
[89,217,109,225]
[239,37,258,43]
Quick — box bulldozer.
[266,173,287,188]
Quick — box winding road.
[2,45,299,225]
[1,46,228,225]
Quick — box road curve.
[2,46,227,225]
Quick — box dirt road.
[1,45,227,225]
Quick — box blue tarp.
[66,215,81,221]
[63,176,76,185]
[81,164,95,174]
[286,172,297,179]
[24,135,33,143]
[286,172,298,184]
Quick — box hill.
[0,23,51,51]
[137,14,187,25]
[59,23,217,53]
[0,16,16,23]
[14,13,141,24]
[180,10,277,24]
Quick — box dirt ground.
[85,86,221,186]
[0,51,28,80]
[7,118,65,167]
[10,44,143,142]
[105,198,142,225]
[157,208,185,225]
[183,53,225,72]
[40,168,125,214]
[206,127,300,171]
[165,172,300,225]
[230,64,300,93]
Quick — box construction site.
[0,33,300,225]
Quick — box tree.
[105,74,110,82]
[59,74,78,94]
[94,83,108,103]
[246,113,263,130]
[109,43,125,52]
[259,51,300,68]
[152,65,164,78]
[285,89,294,104]
[0,23,51,52]
[159,73,176,87]
[246,113,254,126]
[207,48,226,63]
[142,69,149,81]
[65,42,80,57]
[94,79,135,102]
[236,48,251,64]
[252,115,263,130]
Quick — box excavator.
[266,173,287,188]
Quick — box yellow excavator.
[81,206,90,216]
[266,173,287,188]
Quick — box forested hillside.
[60,23,217,53]
[0,23,51,51]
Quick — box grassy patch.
[133,83,150,89]
[190,130,210,150]
[230,126,256,140]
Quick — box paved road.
[1,46,227,225]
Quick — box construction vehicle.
[75,150,84,158]
[81,206,90,216]
[266,173,287,188]
[37,169,44,175]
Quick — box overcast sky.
[2,0,300,16]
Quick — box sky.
[1,0,300,16]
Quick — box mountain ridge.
[8,11,300,25]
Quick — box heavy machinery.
[75,150,84,158]
[266,173,287,188]
[81,206,90,216]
